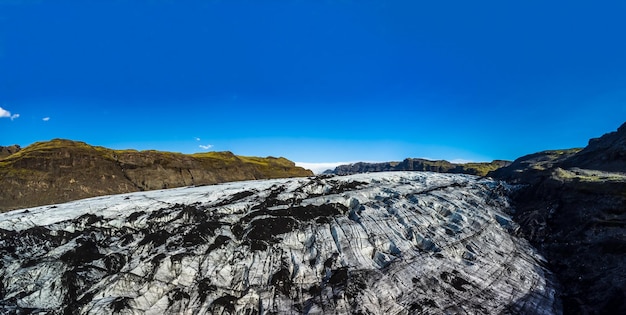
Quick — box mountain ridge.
[325,158,511,176]
[486,122,626,314]
[0,139,313,212]
[0,144,21,159]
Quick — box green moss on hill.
[0,139,313,212]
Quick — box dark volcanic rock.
[488,149,582,185]
[561,122,626,172]
[491,122,626,314]
[330,158,510,176]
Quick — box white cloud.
[449,158,475,164]
[42,117,50,122]
[0,107,20,120]
[199,144,213,150]
[195,137,201,141]
[0,107,11,118]
[295,162,355,174]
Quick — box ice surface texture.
[0,172,560,314]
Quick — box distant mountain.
[488,122,626,314]
[0,139,312,212]
[325,158,511,176]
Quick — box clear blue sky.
[1,0,625,164]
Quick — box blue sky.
[1,1,625,168]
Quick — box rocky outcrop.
[0,145,20,159]
[560,122,626,172]
[488,149,582,185]
[328,158,510,176]
[489,122,626,314]
[0,139,312,212]
[0,172,560,314]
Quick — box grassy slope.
[0,139,312,212]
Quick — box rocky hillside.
[0,139,312,212]
[0,145,21,159]
[489,122,626,314]
[0,172,559,314]
[561,122,626,172]
[327,158,510,177]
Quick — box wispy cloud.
[199,144,213,150]
[42,117,50,122]
[0,107,9,118]
[449,158,476,164]
[195,137,201,141]
[0,106,19,120]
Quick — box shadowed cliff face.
[489,122,626,314]
[0,139,312,212]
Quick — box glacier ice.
[0,172,560,314]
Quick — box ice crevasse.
[0,171,560,314]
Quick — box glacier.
[0,172,560,314]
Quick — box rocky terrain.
[2,123,625,314]
[0,172,560,314]
[0,139,312,212]
[326,158,510,177]
[0,145,21,159]
[489,123,626,314]
[314,122,626,313]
